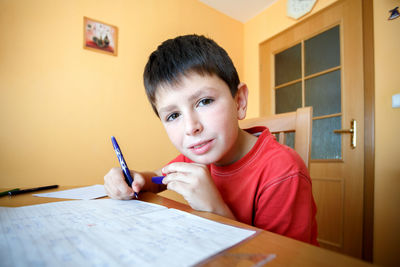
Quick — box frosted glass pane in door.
[305,70,341,117]
[274,132,295,149]
[275,43,301,86]
[311,116,342,159]
[305,25,340,75]
[285,132,295,149]
[275,82,302,114]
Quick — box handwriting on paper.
[0,199,255,266]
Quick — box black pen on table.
[8,185,59,196]
[0,188,20,197]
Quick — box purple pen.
[111,136,138,198]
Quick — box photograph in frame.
[83,17,118,56]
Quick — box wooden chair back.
[239,107,313,169]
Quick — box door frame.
[361,0,375,262]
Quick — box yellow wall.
[373,0,400,265]
[0,0,243,187]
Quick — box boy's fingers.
[166,180,189,197]
[162,172,190,184]
[162,162,205,175]
[117,183,134,196]
[107,182,134,200]
[131,172,145,193]
[162,162,189,174]
[104,167,135,199]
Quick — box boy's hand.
[162,162,235,219]
[104,167,145,200]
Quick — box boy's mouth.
[189,139,214,155]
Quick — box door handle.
[333,119,357,149]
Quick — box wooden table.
[0,186,373,266]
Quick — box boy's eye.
[197,98,214,107]
[166,112,180,122]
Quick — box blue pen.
[152,176,165,184]
[111,136,138,198]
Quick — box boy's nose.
[185,113,203,136]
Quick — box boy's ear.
[235,83,249,120]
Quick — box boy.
[104,34,318,245]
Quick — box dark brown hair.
[143,34,240,116]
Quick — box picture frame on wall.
[83,17,118,56]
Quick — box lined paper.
[0,199,255,266]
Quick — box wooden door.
[259,0,364,258]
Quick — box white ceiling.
[198,0,279,23]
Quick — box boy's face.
[154,73,247,166]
